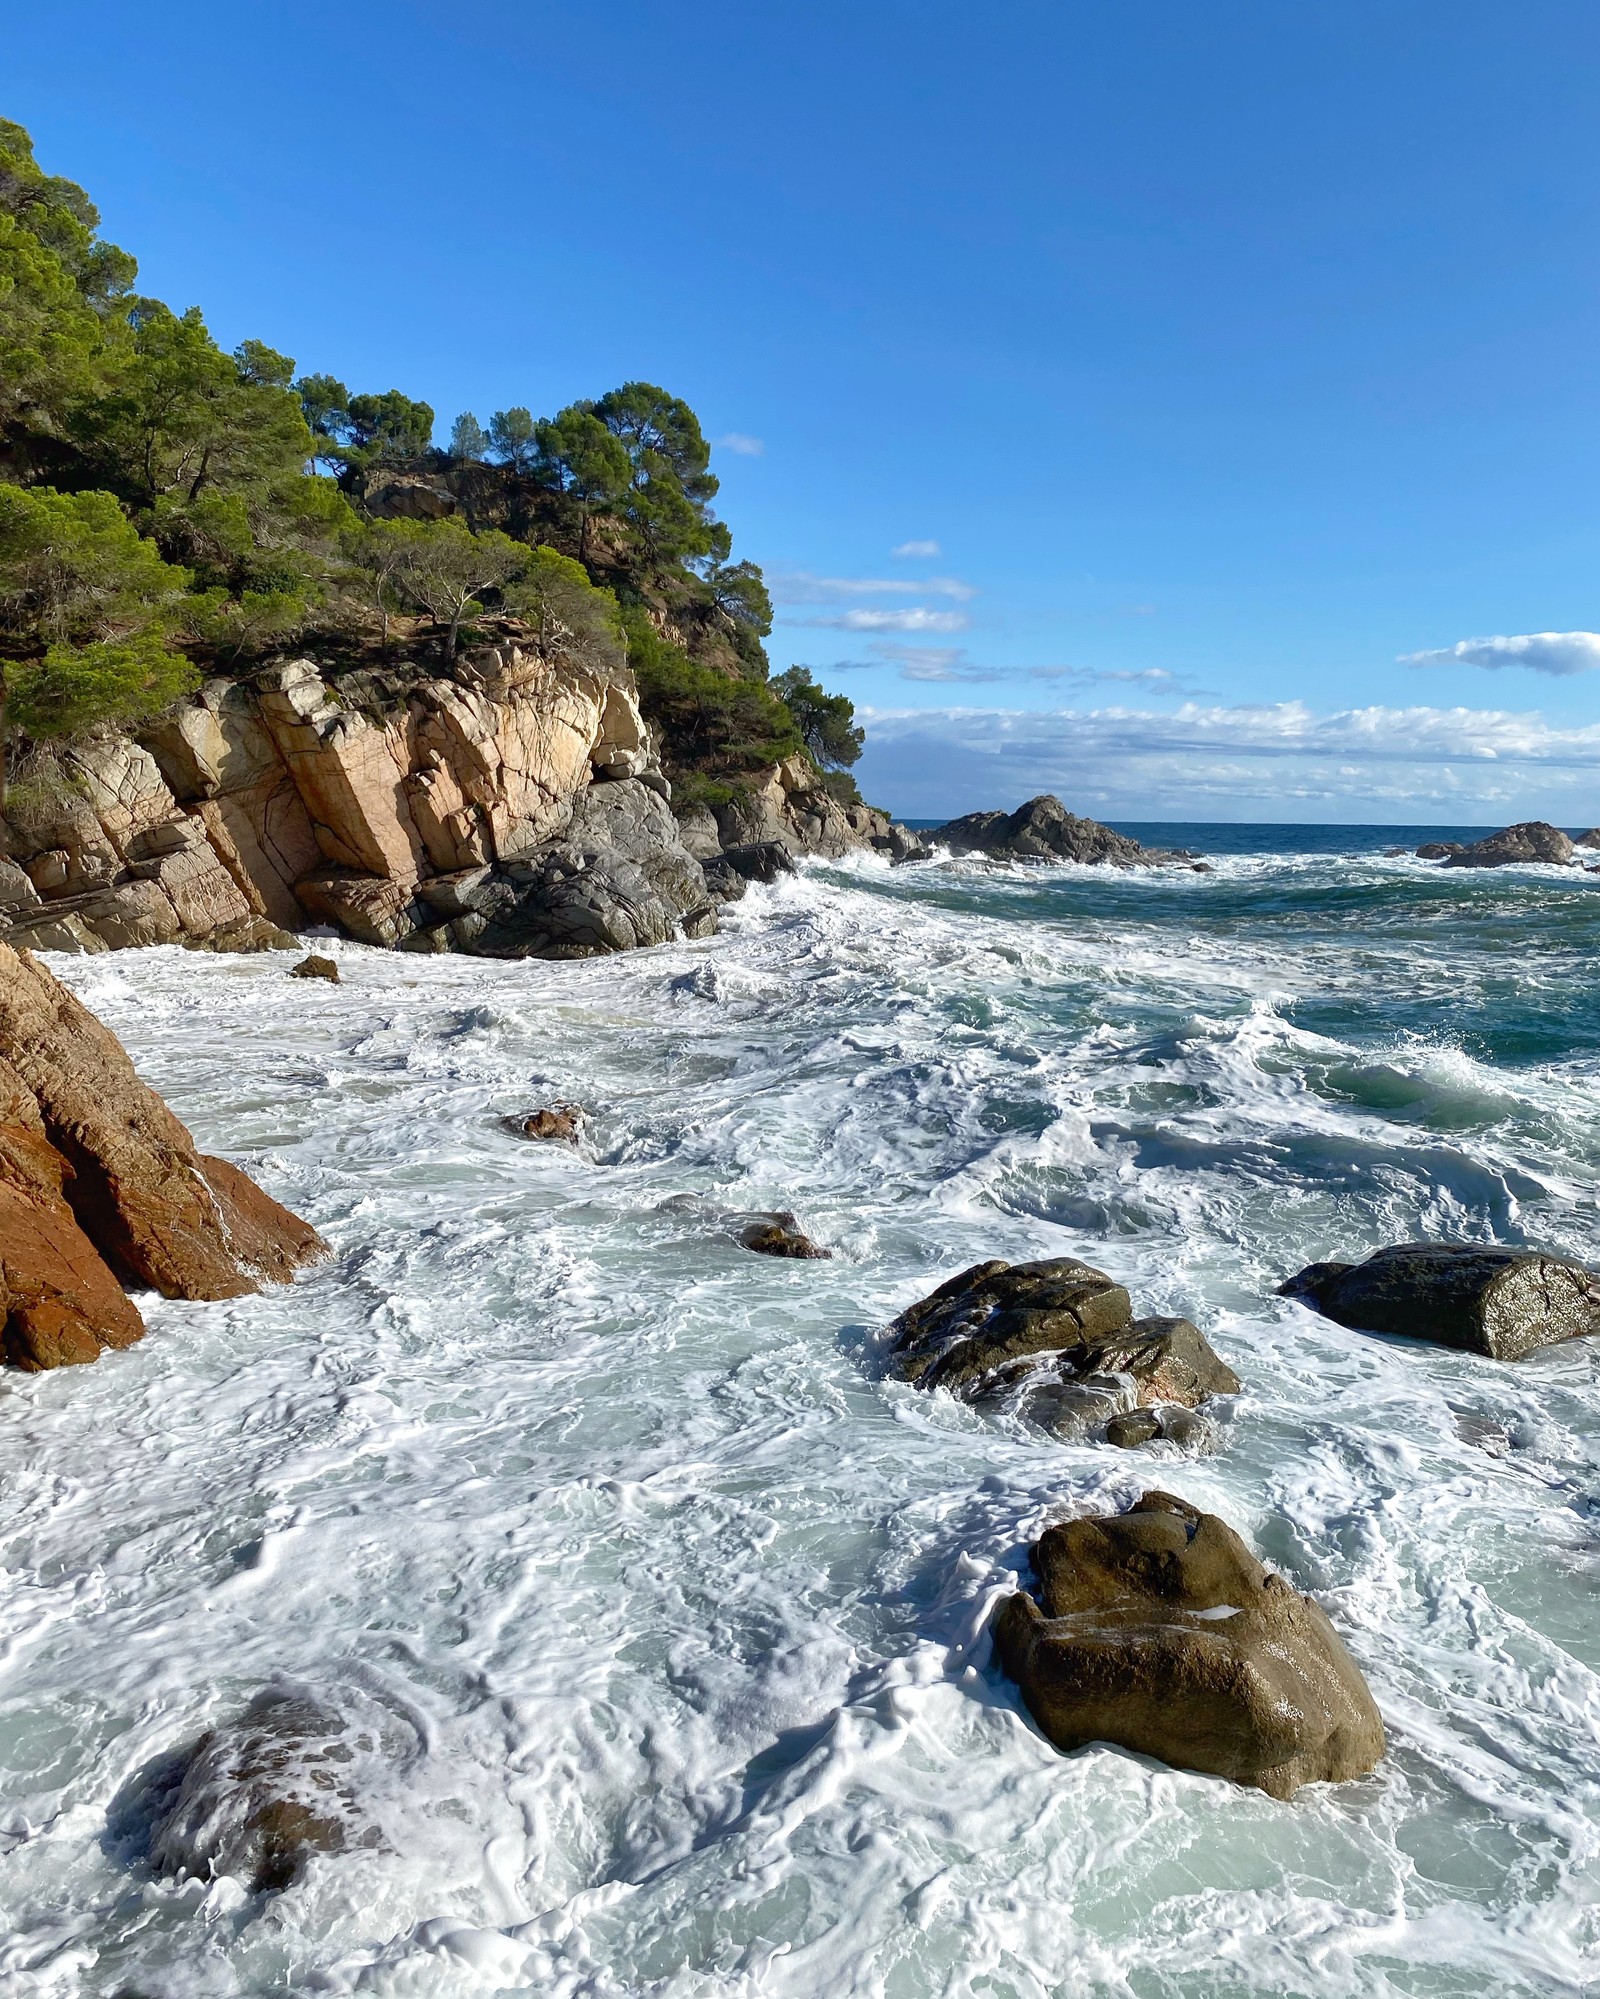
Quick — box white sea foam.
[1,850,1597,1996]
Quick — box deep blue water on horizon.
[901,819,1568,856]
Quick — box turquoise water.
[1,830,1597,1996]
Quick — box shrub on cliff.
[625,605,802,778]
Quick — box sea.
[3,825,1598,1998]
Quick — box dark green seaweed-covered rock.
[1279,1243,1600,1361]
[994,1490,1386,1799]
[884,1259,1239,1437]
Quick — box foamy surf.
[2,833,1597,1997]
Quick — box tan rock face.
[995,1490,1386,1799]
[0,941,325,1369]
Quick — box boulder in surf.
[1442,821,1575,868]
[149,1690,368,1894]
[885,1259,1239,1435]
[1279,1242,1600,1361]
[994,1489,1386,1798]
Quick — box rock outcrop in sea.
[0,649,923,960]
[885,1257,1240,1440]
[1280,1242,1600,1360]
[0,939,323,1368]
[994,1489,1386,1798]
[1415,821,1586,868]
[930,795,1198,866]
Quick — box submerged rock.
[1279,1242,1600,1361]
[503,1103,584,1144]
[740,1211,832,1260]
[994,1489,1386,1798]
[1442,821,1576,868]
[150,1691,370,1893]
[884,1259,1239,1438]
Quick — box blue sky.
[11,1,1600,820]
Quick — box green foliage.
[182,586,308,659]
[592,383,723,562]
[293,377,433,473]
[489,406,537,473]
[0,121,134,444]
[504,545,624,672]
[624,605,801,775]
[349,516,527,657]
[0,118,136,308]
[6,627,199,739]
[450,412,489,461]
[0,118,859,794]
[71,301,313,507]
[0,483,190,647]
[345,389,434,467]
[773,666,864,769]
[533,405,631,555]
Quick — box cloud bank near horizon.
[1401,631,1600,676]
[853,699,1600,822]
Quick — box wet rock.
[720,840,797,885]
[290,954,340,983]
[885,1262,1239,1436]
[740,1210,832,1259]
[0,940,324,1368]
[1442,821,1576,868]
[872,824,933,864]
[1105,1404,1213,1450]
[931,796,1194,867]
[186,917,300,954]
[1576,829,1600,850]
[1279,1242,1600,1361]
[1384,846,1407,858]
[994,1490,1386,1797]
[503,1103,584,1144]
[699,855,748,903]
[149,1691,365,1893]
[473,780,716,957]
[1414,842,1463,860]
[1104,1407,1163,1448]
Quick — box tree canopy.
[0,114,867,809]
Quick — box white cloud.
[715,432,765,456]
[853,698,1600,823]
[796,607,971,634]
[1400,631,1600,676]
[804,645,1203,692]
[772,571,976,604]
[892,539,941,558]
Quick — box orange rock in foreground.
[0,940,324,1370]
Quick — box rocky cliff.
[0,940,323,1368]
[0,644,921,959]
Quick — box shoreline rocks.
[885,1257,1239,1441]
[0,940,324,1369]
[995,1489,1385,1798]
[0,652,926,966]
[1280,1242,1600,1361]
